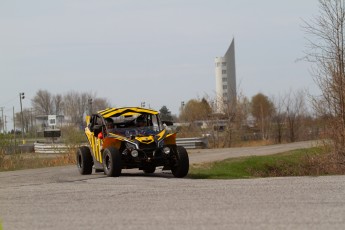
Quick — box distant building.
[215,38,237,113]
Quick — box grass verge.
[0,150,76,172]
[189,147,345,179]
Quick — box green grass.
[189,147,327,179]
[0,219,2,230]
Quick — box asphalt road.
[188,140,319,164]
[1,141,344,230]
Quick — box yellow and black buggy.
[76,107,189,178]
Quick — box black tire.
[76,146,93,175]
[171,146,189,178]
[103,147,122,177]
[143,164,156,174]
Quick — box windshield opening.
[106,113,163,137]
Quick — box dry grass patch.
[0,149,76,172]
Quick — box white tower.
[215,38,236,113]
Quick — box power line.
[0,96,18,107]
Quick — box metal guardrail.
[34,142,70,154]
[34,137,209,153]
[176,137,208,149]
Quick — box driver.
[105,118,114,129]
[136,115,147,127]
[98,118,114,139]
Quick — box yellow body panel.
[164,133,177,145]
[85,128,103,163]
[103,137,121,150]
[99,107,158,118]
[135,135,155,144]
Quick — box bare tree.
[63,91,91,127]
[251,93,275,140]
[31,89,53,115]
[15,109,32,134]
[285,90,306,142]
[271,94,287,144]
[304,0,345,154]
[91,97,111,113]
[53,94,64,115]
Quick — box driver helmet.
[136,115,146,127]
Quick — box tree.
[14,108,32,135]
[271,94,287,144]
[63,91,91,126]
[31,89,53,115]
[159,106,173,121]
[304,0,345,154]
[179,98,212,122]
[285,90,306,142]
[92,98,111,113]
[222,92,250,147]
[53,94,64,115]
[251,93,275,140]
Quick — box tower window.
[222,62,226,66]
[222,70,226,74]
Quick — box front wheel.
[171,146,189,178]
[76,146,93,175]
[103,147,122,177]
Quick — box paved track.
[1,141,344,230]
[188,140,319,164]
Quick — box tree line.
[177,89,317,147]
[15,89,111,134]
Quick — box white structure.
[215,38,236,112]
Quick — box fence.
[176,137,208,149]
[34,142,70,154]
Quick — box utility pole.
[88,98,93,115]
[13,106,16,152]
[0,107,4,134]
[30,108,33,135]
[19,92,25,144]
[4,115,7,133]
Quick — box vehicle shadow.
[93,169,189,179]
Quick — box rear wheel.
[171,146,189,178]
[76,146,93,175]
[103,147,122,177]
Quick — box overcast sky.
[0,0,320,126]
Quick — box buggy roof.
[98,107,159,118]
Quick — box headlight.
[131,150,139,157]
[163,147,170,155]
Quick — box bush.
[0,134,11,168]
[60,126,86,148]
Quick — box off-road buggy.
[76,107,189,178]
